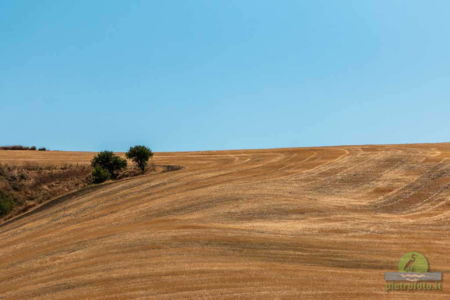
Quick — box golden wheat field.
[1,144,450,299]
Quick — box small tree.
[91,151,127,179]
[91,166,110,183]
[126,145,153,173]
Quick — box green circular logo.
[398,252,428,273]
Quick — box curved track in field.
[1,144,450,299]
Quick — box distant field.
[0,150,97,166]
[1,144,450,298]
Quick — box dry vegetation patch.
[0,164,91,219]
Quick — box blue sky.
[1,0,450,152]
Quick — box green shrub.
[91,151,127,179]
[91,166,110,183]
[38,147,47,151]
[0,191,15,216]
[126,145,153,173]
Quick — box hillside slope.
[1,144,450,299]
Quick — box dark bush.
[38,147,47,151]
[126,145,153,173]
[91,166,110,183]
[0,145,38,150]
[164,165,183,172]
[91,151,127,179]
[0,191,15,216]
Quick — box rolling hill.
[1,144,450,299]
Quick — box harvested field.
[1,144,450,299]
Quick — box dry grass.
[0,163,91,219]
[0,144,450,299]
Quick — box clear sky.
[2,0,450,152]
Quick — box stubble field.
[1,144,450,299]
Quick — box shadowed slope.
[1,144,450,299]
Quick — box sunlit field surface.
[1,144,450,299]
